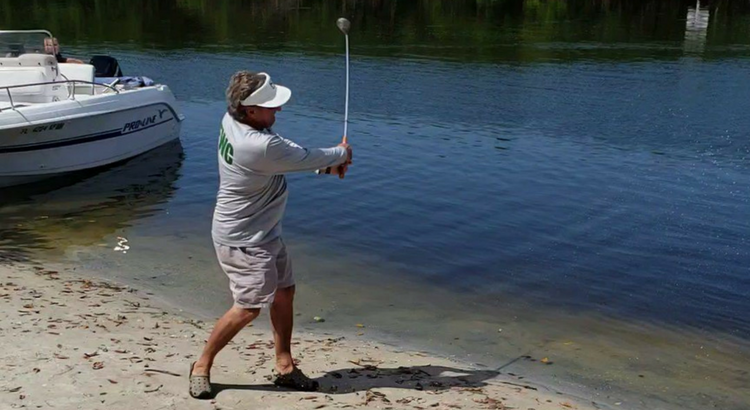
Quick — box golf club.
[318,17,352,178]
[337,17,350,141]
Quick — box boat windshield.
[0,31,52,57]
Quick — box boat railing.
[0,30,54,37]
[0,79,120,112]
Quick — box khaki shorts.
[214,237,295,309]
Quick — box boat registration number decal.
[20,123,65,135]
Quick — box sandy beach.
[0,261,602,410]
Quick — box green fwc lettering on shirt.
[218,126,234,165]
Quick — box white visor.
[240,72,292,108]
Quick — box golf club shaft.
[343,33,349,139]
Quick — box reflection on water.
[685,1,710,54]
[2,0,750,62]
[0,141,184,263]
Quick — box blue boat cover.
[94,76,155,87]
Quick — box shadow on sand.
[212,364,502,397]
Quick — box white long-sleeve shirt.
[212,113,348,246]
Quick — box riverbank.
[0,261,601,410]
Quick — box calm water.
[1,1,749,409]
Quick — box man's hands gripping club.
[336,136,352,179]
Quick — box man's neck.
[240,119,271,134]
[241,118,265,132]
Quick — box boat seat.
[0,54,68,104]
[59,63,96,95]
[0,54,60,74]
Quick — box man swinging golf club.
[188,70,352,399]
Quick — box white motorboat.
[0,30,184,188]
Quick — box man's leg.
[192,306,261,376]
[270,285,295,374]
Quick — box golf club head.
[337,18,351,35]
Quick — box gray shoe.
[189,362,212,399]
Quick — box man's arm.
[55,54,85,64]
[261,135,350,174]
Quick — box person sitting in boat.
[43,37,84,64]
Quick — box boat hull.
[0,86,183,188]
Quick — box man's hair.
[226,71,267,121]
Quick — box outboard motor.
[89,55,123,77]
